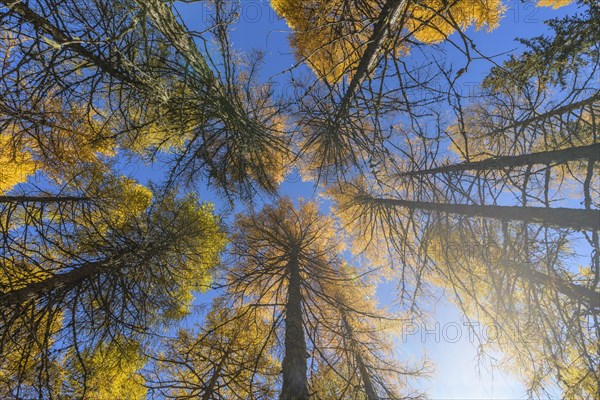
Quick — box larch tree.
[0,177,226,397]
[213,198,424,399]
[1,0,597,398]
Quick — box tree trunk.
[356,352,379,400]
[364,196,600,231]
[336,0,406,115]
[398,143,600,177]
[131,0,214,82]
[0,260,105,307]
[504,260,600,309]
[280,250,309,400]
[0,195,90,204]
[202,343,232,400]
[341,314,379,400]
[0,244,148,307]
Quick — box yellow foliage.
[117,104,190,154]
[157,199,226,320]
[155,302,278,398]
[271,0,504,81]
[1,98,116,195]
[67,339,147,400]
[271,0,394,82]
[220,79,291,191]
[105,177,154,227]
[0,308,65,397]
[0,134,36,193]
[537,0,573,9]
[407,0,505,44]
[30,100,115,177]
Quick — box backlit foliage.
[407,0,504,44]
[0,0,597,397]
[149,300,279,399]
[272,0,505,82]
[0,134,36,193]
[422,217,599,398]
[271,0,387,82]
[217,199,423,398]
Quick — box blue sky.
[138,1,579,398]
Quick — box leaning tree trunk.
[363,196,600,231]
[201,341,232,400]
[280,250,309,400]
[356,352,379,400]
[341,313,379,400]
[397,143,600,177]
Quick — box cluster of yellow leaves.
[327,179,406,276]
[0,306,65,396]
[158,199,226,320]
[28,100,115,178]
[101,176,154,228]
[537,0,574,9]
[66,339,147,400]
[118,102,191,155]
[1,97,116,193]
[155,302,278,399]
[230,198,344,309]
[271,0,501,81]
[408,0,504,44]
[222,79,291,191]
[0,259,53,293]
[0,134,36,193]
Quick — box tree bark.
[0,259,105,307]
[341,314,378,400]
[504,261,600,309]
[202,342,232,400]
[397,143,600,177]
[280,250,309,400]
[0,244,149,307]
[363,196,600,231]
[0,195,90,204]
[336,0,406,114]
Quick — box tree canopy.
[0,0,598,398]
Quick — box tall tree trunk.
[341,314,379,400]
[363,196,600,231]
[280,250,309,400]
[503,261,600,309]
[356,352,379,400]
[0,195,90,204]
[0,260,105,307]
[397,143,600,177]
[0,244,148,307]
[335,0,406,116]
[202,343,232,400]
[131,0,214,82]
